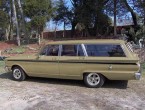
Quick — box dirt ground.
[0,69,145,110]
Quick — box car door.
[29,45,60,78]
[59,44,85,79]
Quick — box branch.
[123,0,138,26]
[103,0,110,5]
[70,0,74,6]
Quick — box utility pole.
[12,0,20,46]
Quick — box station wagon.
[5,40,141,88]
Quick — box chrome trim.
[58,45,62,56]
[81,44,88,56]
[121,44,128,57]
[135,73,141,80]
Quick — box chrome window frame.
[81,44,88,56]
[82,43,126,57]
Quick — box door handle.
[109,65,113,70]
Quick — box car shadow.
[0,72,13,79]
[0,72,128,89]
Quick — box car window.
[61,45,84,56]
[84,44,126,57]
[40,45,59,56]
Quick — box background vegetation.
[0,0,145,45]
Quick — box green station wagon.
[5,40,141,88]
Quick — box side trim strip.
[7,60,137,65]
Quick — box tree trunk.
[12,0,20,46]
[63,22,66,38]
[143,7,145,25]
[5,25,10,41]
[17,0,29,44]
[38,34,41,45]
[9,0,13,40]
[71,21,77,38]
[114,0,117,36]
[123,0,138,27]
[54,23,57,38]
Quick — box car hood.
[5,55,38,61]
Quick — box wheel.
[12,66,26,81]
[84,73,105,88]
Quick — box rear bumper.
[135,72,141,80]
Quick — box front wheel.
[84,73,105,88]
[12,67,26,81]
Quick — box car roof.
[46,39,125,45]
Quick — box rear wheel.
[84,73,105,88]
[12,66,26,81]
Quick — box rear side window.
[61,45,84,56]
[84,44,126,57]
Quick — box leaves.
[23,0,53,33]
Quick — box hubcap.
[87,73,100,86]
[13,69,22,79]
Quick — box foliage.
[0,10,9,29]
[70,0,111,36]
[129,25,145,42]
[105,0,128,17]
[23,0,53,34]
[53,0,71,25]
[0,0,9,30]
[142,62,145,70]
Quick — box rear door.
[59,44,85,79]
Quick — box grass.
[4,46,26,54]
[141,62,145,76]
[0,61,5,73]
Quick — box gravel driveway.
[0,71,145,110]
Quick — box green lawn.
[141,62,145,76]
[0,61,5,73]
[3,46,26,54]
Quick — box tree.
[53,0,72,37]
[0,0,12,41]
[123,0,138,27]
[70,0,111,37]
[12,0,20,46]
[23,0,53,44]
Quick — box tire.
[12,66,26,81]
[84,73,105,88]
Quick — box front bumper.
[5,66,11,72]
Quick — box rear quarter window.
[84,44,126,57]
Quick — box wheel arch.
[82,71,107,80]
[11,64,27,75]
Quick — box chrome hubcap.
[13,69,21,79]
[87,73,100,86]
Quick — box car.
[5,39,141,88]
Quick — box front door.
[30,45,60,78]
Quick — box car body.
[5,39,141,88]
